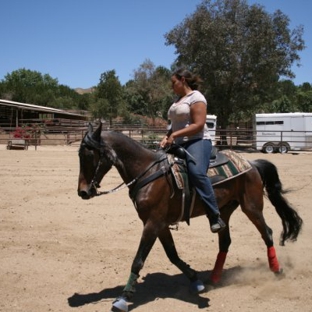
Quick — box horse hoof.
[189,279,205,294]
[274,268,284,278]
[209,274,221,285]
[111,298,128,312]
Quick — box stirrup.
[210,217,226,233]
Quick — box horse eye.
[79,146,94,159]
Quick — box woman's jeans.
[182,139,220,217]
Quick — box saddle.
[167,147,252,225]
[167,146,229,185]
[167,145,228,166]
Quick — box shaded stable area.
[0,99,90,146]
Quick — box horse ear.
[88,123,93,134]
[92,122,102,141]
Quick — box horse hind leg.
[158,227,205,294]
[239,186,282,274]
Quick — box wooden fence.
[1,121,312,153]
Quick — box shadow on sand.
[68,271,211,310]
[67,266,250,310]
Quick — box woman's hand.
[160,134,175,148]
[159,136,169,148]
[166,134,175,145]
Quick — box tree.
[165,0,305,128]
[77,93,93,111]
[94,70,125,126]
[296,83,312,112]
[264,80,297,113]
[125,60,172,125]
[0,68,94,111]
[2,68,59,104]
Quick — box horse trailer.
[253,113,312,153]
[206,114,217,146]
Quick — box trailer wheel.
[278,143,289,154]
[262,143,275,154]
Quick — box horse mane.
[101,130,158,158]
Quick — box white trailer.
[253,113,312,153]
[206,114,217,146]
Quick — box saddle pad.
[169,149,252,189]
[208,150,252,185]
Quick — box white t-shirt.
[168,90,211,145]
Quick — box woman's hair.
[172,68,203,90]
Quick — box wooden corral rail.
[1,122,312,154]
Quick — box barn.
[0,99,90,146]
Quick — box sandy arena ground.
[1,144,311,312]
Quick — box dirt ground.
[1,144,312,312]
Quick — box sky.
[1,0,311,89]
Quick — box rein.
[94,156,168,196]
[95,179,135,196]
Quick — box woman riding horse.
[77,123,302,312]
[160,68,225,233]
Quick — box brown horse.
[77,123,302,312]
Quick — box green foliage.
[124,60,172,125]
[260,80,297,113]
[77,93,94,110]
[122,113,144,125]
[141,132,161,149]
[90,98,110,120]
[296,84,312,112]
[256,80,312,113]
[94,70,125,125]
[2,68,58,104]
[0,68,91,111]
[271,95,292,113]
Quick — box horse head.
[77,122,115,199]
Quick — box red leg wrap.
[210,251,227,284]
[267,246,280,272]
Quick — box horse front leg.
[210,233,229,284]
[158,226,205,294]
[111,221,158,312]
[210,202,238,284]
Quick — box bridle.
[81,132,171,197]
[80,132,120,195]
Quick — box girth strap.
[130,162,172,201]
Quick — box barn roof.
[0,99,88,119]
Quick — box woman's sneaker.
[210,217,226,233]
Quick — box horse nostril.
[78,190,90,199]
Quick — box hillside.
[74,87,95,94]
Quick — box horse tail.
[251,159,303,246]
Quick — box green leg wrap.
[123,272,139,293]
